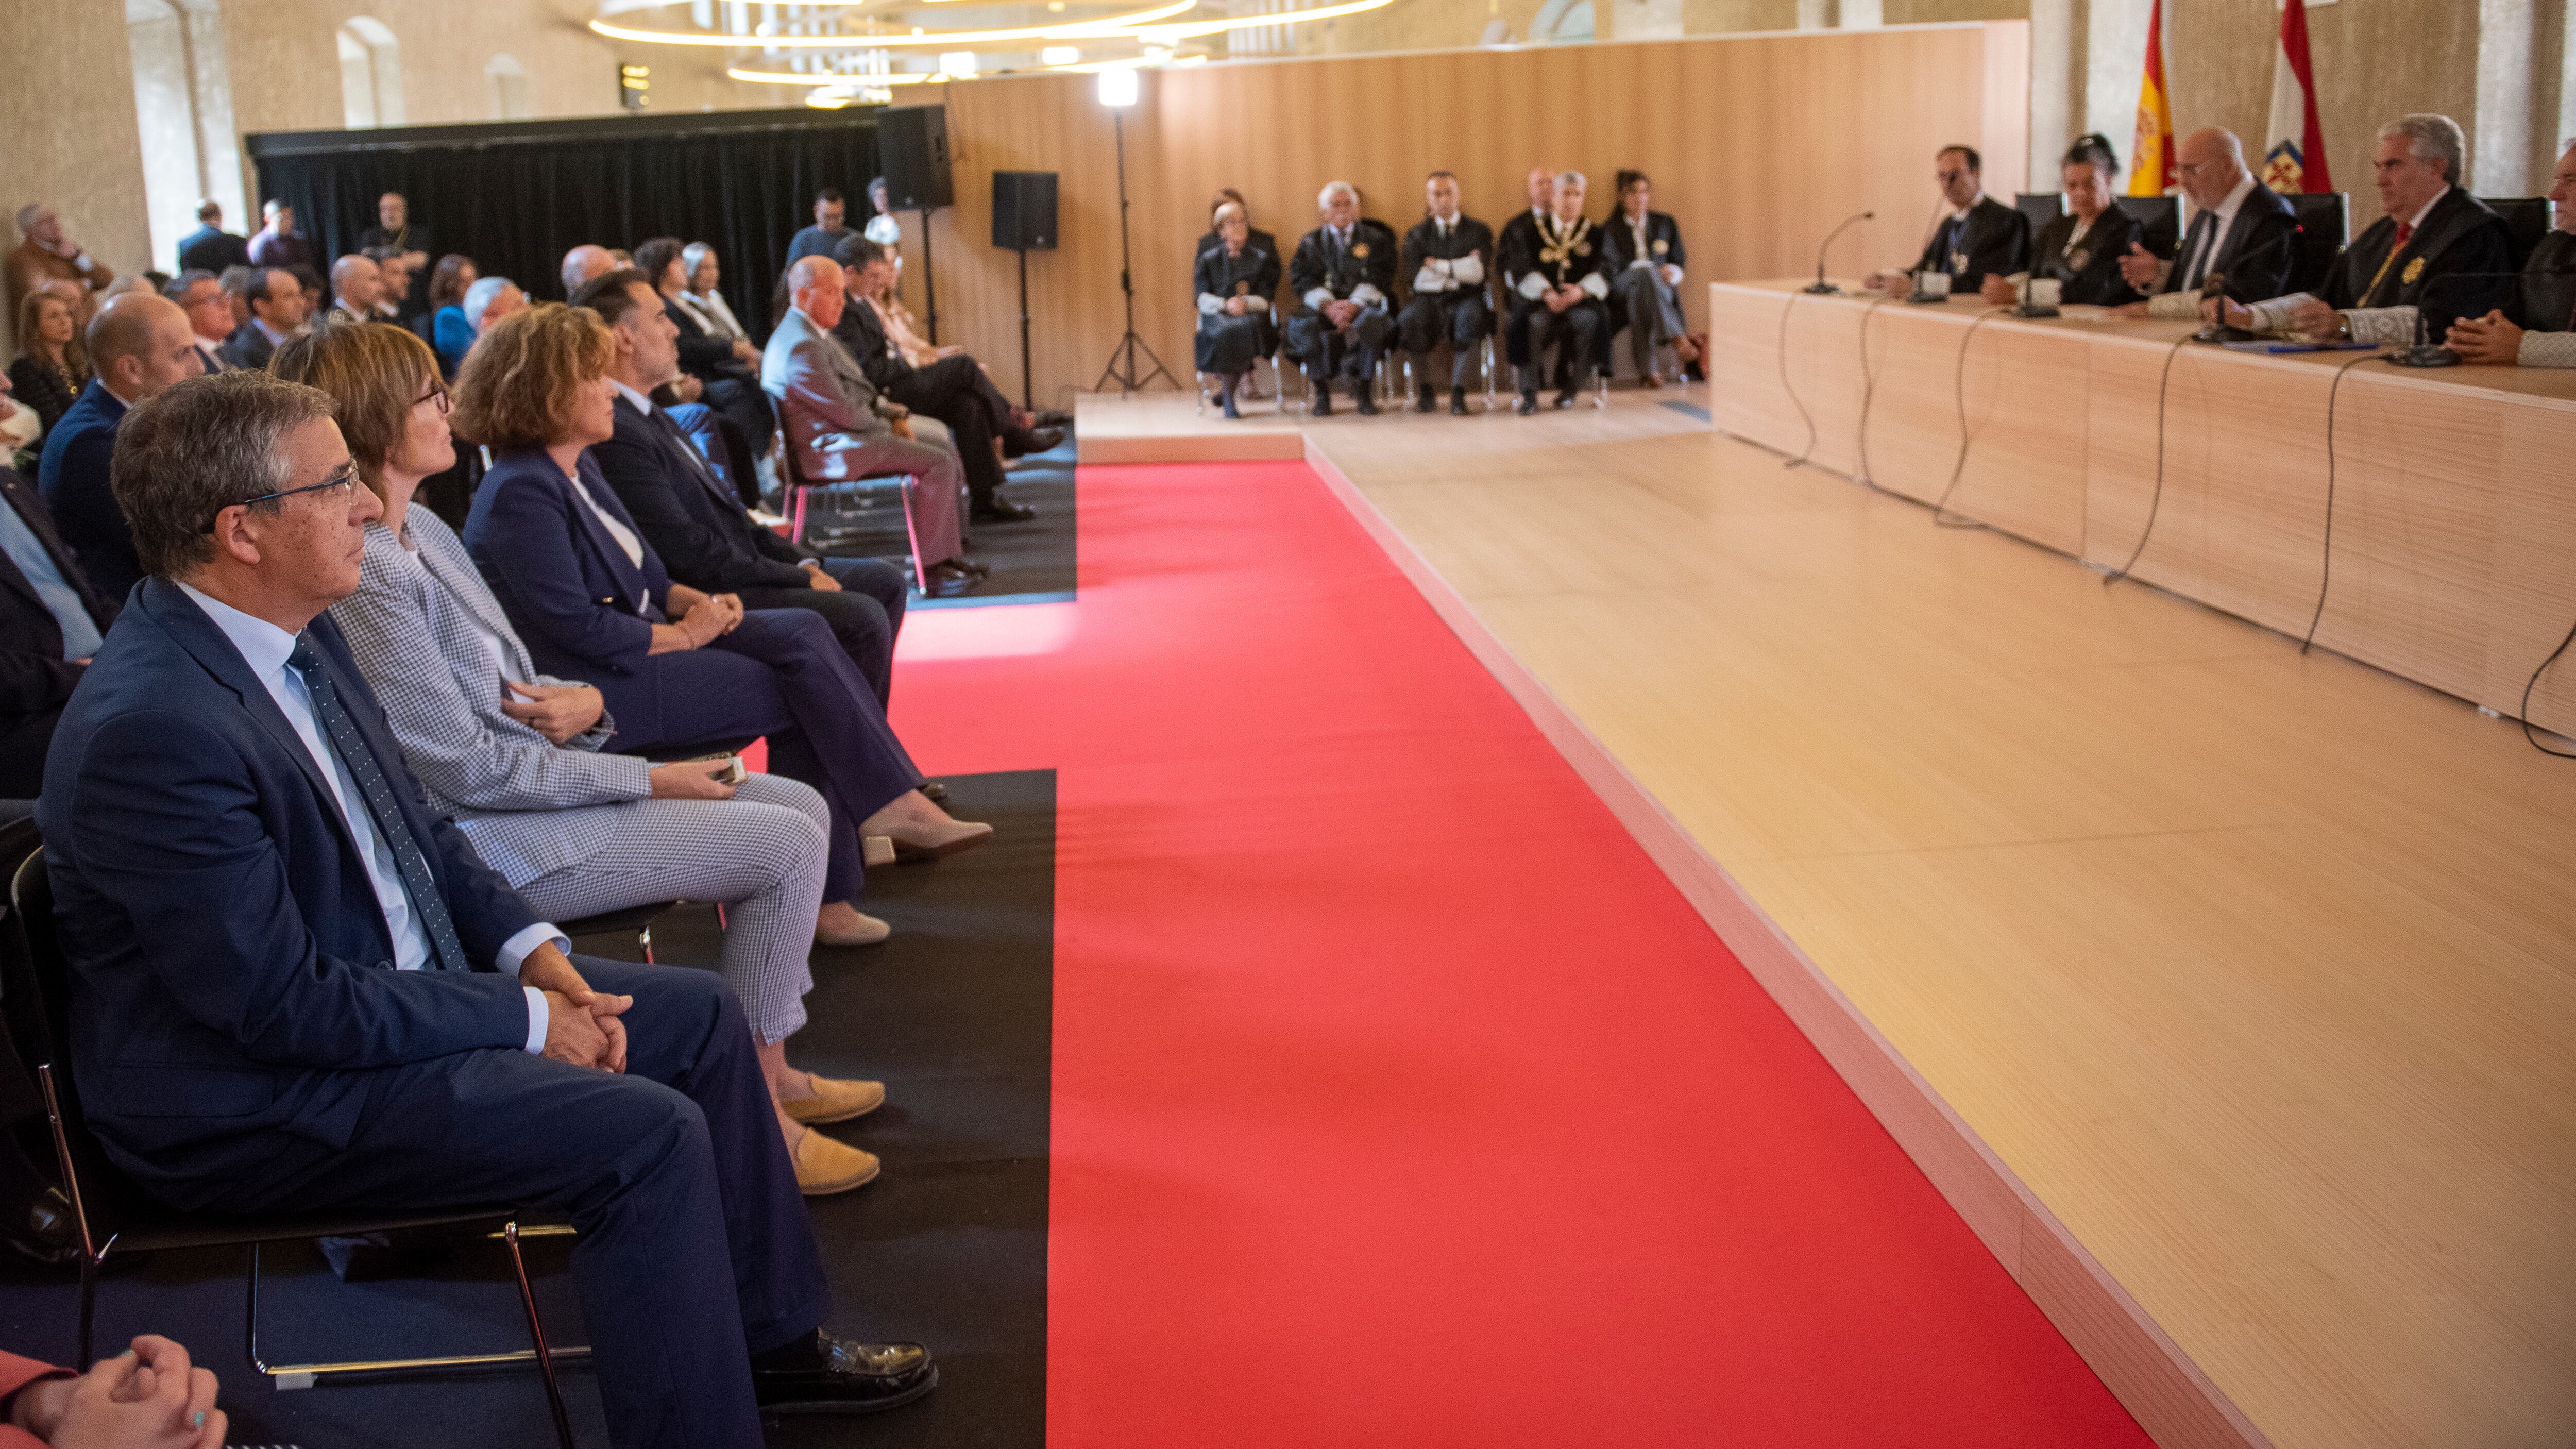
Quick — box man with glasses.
[1871,144,2029,297]
[2113,126,2298,319]
[2207,113,2514,348]
[40,367,933,1449]
[37,292,204,601]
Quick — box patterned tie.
[286,636,472,972]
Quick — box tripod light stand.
[1089,68,1175,395]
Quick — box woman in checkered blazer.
[281,322,886,1197]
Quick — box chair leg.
[504,1222,579,1449]
[789,484,809,547]
[77,1250,97,1366]
[636,922,654,966]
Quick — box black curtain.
[250,110,879,344]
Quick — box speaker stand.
[1090,108,1176,395]
[1014,245,1034,410]
[916,206,940,345]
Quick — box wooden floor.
[1215,389,2575,1449]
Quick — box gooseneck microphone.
[1804,212,1874,295]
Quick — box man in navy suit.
[576,269,911,705]
[36,292,204,602]
[37,370,936,1448]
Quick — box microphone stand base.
[1800,281,1842,295]
[2188,326,2255,345]
[2385,344,2461,368]
[1905,292,1949,305]
[2013,305,2060,319]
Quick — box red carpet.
[888,461,2154,1447]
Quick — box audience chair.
[560,900,680,963]
[1395,336,1499,412]
[2116,194,2182,259]
[2483,197,2549,271]
[2014,193,2065,233]
[1194,355,1287,416]
[2287,192,2348,297]
[0,823,581,1448]
[768,400,942,592]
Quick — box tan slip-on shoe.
[793,1129,881,1197]
[783,1074,886,1126]
[816,906,892,948]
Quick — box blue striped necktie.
[287,635,471,972]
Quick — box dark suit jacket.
[665,294,744,379]
[0,468,114,721]
[463,446,673,685]
[1194,243,1282,312]
[1288,221,1400,310]
[2323,187,2516,341]
[5,356,84,436]
[2028,206,2143,306]
[175,226,252,277]
[1598,210,1687,275]
[1910,197,2032,291]
[34,380,141,602]
[831,297,912,393]
[2155,184,2298,304]
[2513,229,2576,332]
[1195,228,1281,272]
[594,395,811,595]
[35,583,537,1204]
[218,321,277,372]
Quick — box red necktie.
[2393,222,2414,254]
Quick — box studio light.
[1096,66,1138,107]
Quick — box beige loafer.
[793,1129,881,1197]
[783,1074,886,1126]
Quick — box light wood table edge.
[1301,429,2278,1449]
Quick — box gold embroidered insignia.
[1236,280,1250,294]
[2069,249,2089,272]
[2402,256,2426,285]
[1651,239,1668,255]
[1574,242,1590,256]
[1351,242,1369,259]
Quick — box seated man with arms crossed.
[2446,138,2576,367]
[37,369,936,1446]
[2206,113,2513,347]
[1396,170,1493,415]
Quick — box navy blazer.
[593,396,809,594]
[36,581,537,1205]
[34,380,143,603]
[462,446,671,683]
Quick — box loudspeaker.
[877,106,953,210]
[992,171,1058,250]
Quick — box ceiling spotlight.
[939,49,978,74]
[1042,44,1079,63]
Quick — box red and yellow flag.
[2129,0,2174,196]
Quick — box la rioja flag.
[2262,0,2331,192]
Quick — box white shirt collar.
[101,382,139,410]
[609,378,653,415]
[1952,191,1988,222]
[253,317,289,345]
[2205,172,2257,226]
[175,580,299,682]
[2404,184,2450,232]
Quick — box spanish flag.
[2129,0,2174,196]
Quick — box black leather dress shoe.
[1032,408,1074,428]
[1003,425,1063,457]
[1554,389,1580,409]
[1,1186,83,1270]
[952,555,992,579]
[752,1330,937,1416]
[971,498,1038,524]
[1354,387,1379,416]
[1309,389,1333,417]
[1516,391,1539,416]
[1449,388,1470,416]
[1414,385,1438,413]
[919,781,949,804]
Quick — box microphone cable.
[1929,306,2009,530]
[2520,612,2576,757]
[2102,330,2195,586]
[1853,294,1900,495]
[1778,290,1820,469]
[2299,349,2387,654]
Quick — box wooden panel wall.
[906,23,2029,410]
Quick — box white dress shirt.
[1411,215,1484,293]
[563,420,650,579]
[176,582,555,1051]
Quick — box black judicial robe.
[1287,220,1400,311]
[2154,185,2298,303]
[1497,213,1610,298]
[2511,229,2576,333]
[1909,197,2031,291]
[1598,210,1687,275]
[1194,227,1280,272]
[2026,206,2143,306]
[1400,215,1495,302]
[2321,187,2516,343]
[1193,241,1283,373]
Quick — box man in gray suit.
[761,257,976,594]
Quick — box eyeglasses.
[416,379,451,415]
[203,464,360,533]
